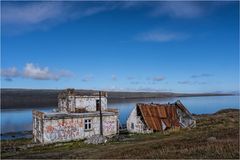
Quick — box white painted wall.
[177,108,196,128]
[127,107,152,133]
[39,114,117,143]
[58,96,107,112]
[74,96,107,111]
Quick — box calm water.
[1,96,239,134]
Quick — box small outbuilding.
[127,100,196,133]
[33,89,119,144]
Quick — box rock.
[109,134,126,142]
[84,135,107,145]
[207,136,217,142]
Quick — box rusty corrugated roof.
[137,101,190,131]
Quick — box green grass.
[1,109,239,159]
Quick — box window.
[96,100,100,111]
[84,119,92,130]
[131,123,134,129]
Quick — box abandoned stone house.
[32,89,119,143]
[127,100,196,133]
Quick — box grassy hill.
[1,88,232,108]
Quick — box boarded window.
[84,119,92,130]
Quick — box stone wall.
[32,110,44,143]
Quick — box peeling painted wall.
[75,96,107,111]
[32,110,44,143]
[58,96,107,112]
[43,118,83,143]
[127,107,152,133]
[177,109,196,128]
[33,112,118,143]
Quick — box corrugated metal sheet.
[137,103,183,131]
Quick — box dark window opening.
[96,100,100,111]
[84,119,92,130]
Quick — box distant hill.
[1,88,233,108]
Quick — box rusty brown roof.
[137,101,191,131]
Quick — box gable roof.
[137,100,192,131]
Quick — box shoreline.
[1,88,235,109]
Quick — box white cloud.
[2,1,224,35]
[1,2,113,35]
[152,76,165,81]
[0,67,20,81]
[0,67,19,77]
[191,73,213,78]
[178,81,191,85]
[178,81,207,85]
[127,76,136,80]
[151,2,204,18]
[146,76,165,82]
[130,81,140,85]
[24,63,52,80]
[1,63,73,81]
[103,86,171,92]
[82,74,94,82]
[2,2,64,25]
[111,75,117,81]
[23,63,69,80]
[137,31,189,42]
[135,87,171,92]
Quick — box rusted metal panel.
[137,102,187,131]
[127,101,195,133]
[138,105,163,131]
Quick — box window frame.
[96,99,100,111]
[84,119,92,131]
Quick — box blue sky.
[1,1,239,93]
